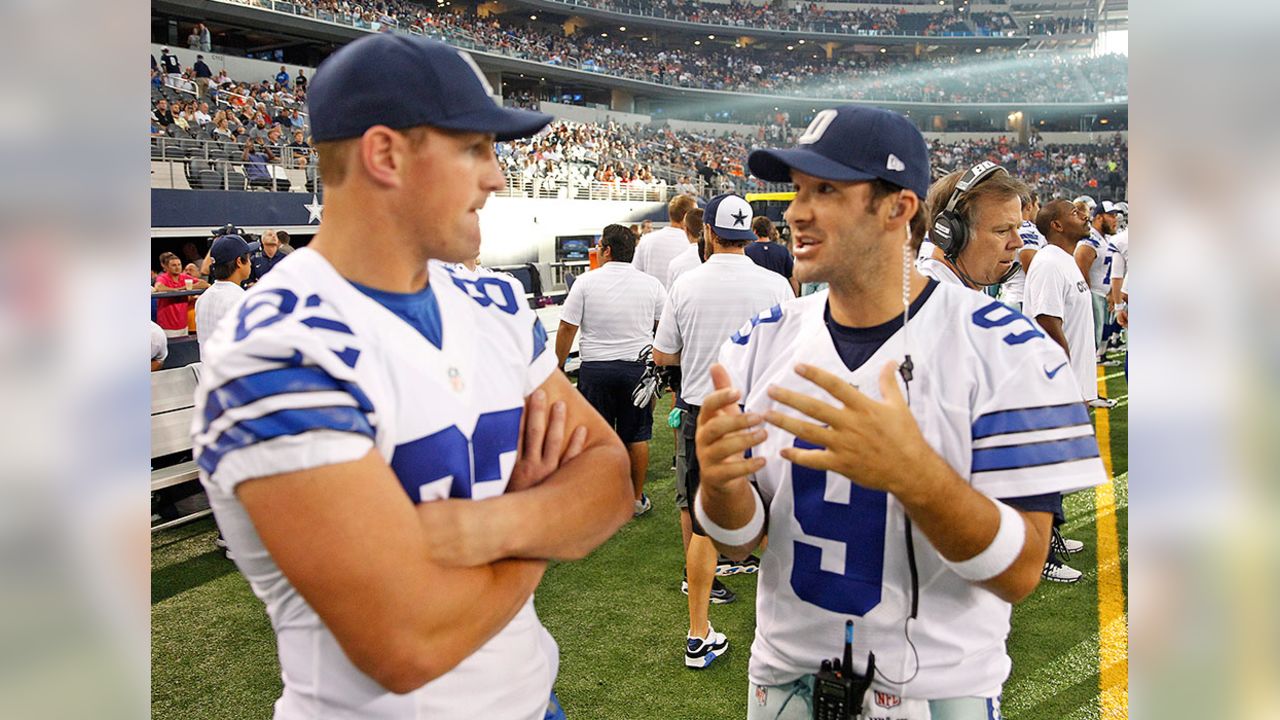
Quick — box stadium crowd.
[218,0,1122,102]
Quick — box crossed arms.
[235,369,632,693]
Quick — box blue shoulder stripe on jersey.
[972,402,1090,439]
[197,405,375,476]
[971,435,1099,473]
[730,304,783,345]
[531,317,548,363]
[202,366,374,429]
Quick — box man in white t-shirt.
[653,192,792,669]
[1026,200,1106,407]
[634,194,698,290]
[555,224,666,516]
[150,321,168,371]
[194,233,259,358]
[665,207,705,288]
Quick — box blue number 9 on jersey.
[790,439,888,616]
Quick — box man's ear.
[358,126,407,188]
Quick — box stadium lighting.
[529,14,536,20]
[694,40,701,45]
[880,47,887,53]
[600,32,608,37]
[975,48,982,53]
[798,39,805,44]
[619,26,626,31]
[708,34,715,39]
[1100,118,1110,124]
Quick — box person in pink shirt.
[152,251,209,337]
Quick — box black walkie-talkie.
[812,621,877,720]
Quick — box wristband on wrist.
[694,485,765,547]
[943,499,1026,582]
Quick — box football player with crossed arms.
[692,105,1108,719]
[192,35,632,720]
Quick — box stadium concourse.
[151,1,1129,718]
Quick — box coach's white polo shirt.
[654,253,793,405]
[560,261,665,363]
[665,243,701,288]
[1025,243,1097,401]
[633,226,689,290]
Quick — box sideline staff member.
[653,192,792,669]
[556,224,666,516]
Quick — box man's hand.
[764,361,935,500]
[1117,307,1128,328]
[507,389,587,493]
[696,364,767,494]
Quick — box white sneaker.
[1042,558,1083,583]
[1053,534,1085,555]
[685,624,729,669]
[1087,397,1117,409]
[1099,358,1123,367]
[633,494,652,517]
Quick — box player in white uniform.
[1073,201,1119,354]
[192,35,632,720]
[693,106,1107,719]
[998,191,1045,312]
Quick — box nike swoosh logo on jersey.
[1044,361,1068,379]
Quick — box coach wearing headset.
[919,161,1028,291]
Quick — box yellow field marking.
[1094,366,1128,718]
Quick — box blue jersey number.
[1102,255,1115,285]
[391,408,523,501]
[972,301,1044,346]
[790,440,888,616]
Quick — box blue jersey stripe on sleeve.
[203,366,374,429]
[972,435,1099,473]
[531,317,548,363]
[198,405,375,476]
[972,402,1090,439]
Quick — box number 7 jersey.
[718,283,1107,700]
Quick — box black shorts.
[680,404,707,536]
[577,360,653,444]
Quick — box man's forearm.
[1036,315,1070,358]
[554,322,576,369]
[891,451,1050,603]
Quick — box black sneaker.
[681,574,737,604]
[716,555,761,576]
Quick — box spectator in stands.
[295,68,307,93]
[150,321,168,371]
[249,230,286,283]
[187,25,201,50]
[745,215,798,295]
[555,224,666,517]
[211,114,235,141]
[287,129,312,167]
[199,22,212,52]
[248,115,271,141]
[194,102,212,127]
[275,230,295,256]
[193,54,213,98]
[152,99,174,128]
[160,47,181,76]
[265,125,285,153]
[195,233,258,356]
[241,139,283,191]
[152,251,209,338]
[275,65,290,88]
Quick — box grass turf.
[152,370,1128,719]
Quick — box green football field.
[152,366,1128,719]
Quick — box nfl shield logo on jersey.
[874,691,902,709]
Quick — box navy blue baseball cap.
[307,34,552,142]
[748,105,930,199]
[704,193,757,242]
[210,234,260,264]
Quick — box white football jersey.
[999,221,1046,305]
[1106,230,1128,286]
[194,249,559,720]
[1079,228,1112,295]
[718,283,1106,699]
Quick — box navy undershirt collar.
[823,278,938,373]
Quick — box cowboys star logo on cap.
[703,194,757,242]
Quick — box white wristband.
[694,486,765,547]
[943,499,1026,582]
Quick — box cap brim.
[713,227,757,242]
[433,105,552,142]
[748,147,878,184]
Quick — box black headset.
[930,160,1009,260]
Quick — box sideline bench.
[151,363,210,532]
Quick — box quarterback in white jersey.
[717,284,1105,698]
[192,34,632,720]
[698,105,1107,717]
